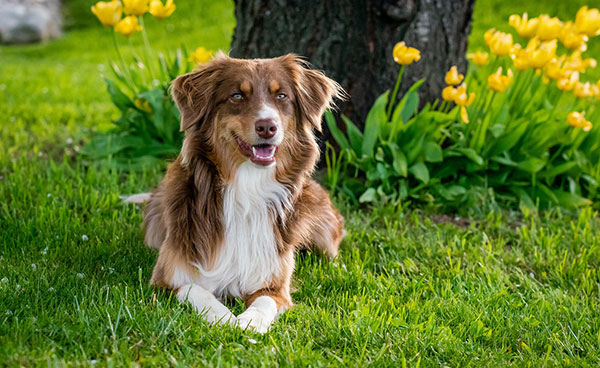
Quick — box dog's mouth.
[235,137,278,166]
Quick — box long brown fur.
[143,53,345,310]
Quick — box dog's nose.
[255,119,278,139]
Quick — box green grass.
[2,0,600,366]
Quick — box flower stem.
[111,31,136,94]
[138,15,155,83]
[386,65,405,122]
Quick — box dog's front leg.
[177,284,237,326]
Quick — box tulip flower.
[467,51,489,66]
[567,111,593,131]
[484,29,513,56]
[454,84,475,107]
[509,13,539,38]
[150,0,175,19]
[536,14,563,41]
[488,67,513,93]
[526,38,557,69]
[557,72,579,91]
[91,0,123,27]
[574,81,594,98]
[544,57,566,80]
[575,6,600,37]
[445,66,464,86]
[393,42,421,65]
[123,0,148,16]
[508,44,529,70]
[563,51,597,73]
[114,15,142,36]
[189,47,214,65]
[560,21,588,52]
[442,86,457,102]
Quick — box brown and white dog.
[139,53,345,333]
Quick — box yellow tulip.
[189,47,214,65]
[454,84,475,107]
[544,57,567,80]
[149,0,175,19]
[536,14,563,41]
[567,111,593,132]
[563,51,597,73]
[509,13,539,38]
[557,72,579,91]
[510,44,530,70]
[485,29,513,56]
[526,38,557,69]
[575,6,600,37]
[114,15,142,36]
[442,86,457,102]
[574,81,594,98]
[123,0,148,16]
[393,42,421,65]
[91,0,122,27]
[488,67,513,93]
[467,51,489,66]
[560,21,588,52]
[445,66,464,86]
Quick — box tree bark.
[231,0,475,131]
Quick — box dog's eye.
[276,93,287,100]
[231,93,243,100]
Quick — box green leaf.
[325,111,351,151]
[362,91,388,157]
[486,119,528,156]
[539,161,578,179]
[489,124,505,138]
[104,78,133,112]
[359,188,377,203]
[424,141,443,163]
[552,189,593,208]
[388,143,407,177]
[342,115,363,157]
[391,79,425,124]
[452,148,484,166]
[409,162,430,184]
[516,157,547,173]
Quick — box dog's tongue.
[252,145,275,157]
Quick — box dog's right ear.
[171,54,226,131]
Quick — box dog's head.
[171,53,343,176]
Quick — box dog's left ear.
[281,54,345,132]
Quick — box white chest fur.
[195,161,290,299]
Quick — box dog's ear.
[281,54,345,132]
[171,53,228,131]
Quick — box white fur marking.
[177,284,237,326]
[194,161,290,299]
[121,193,152,204]
[256,103,280,123]
[237,296,278,334]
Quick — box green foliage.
[327,5,600,211]
[81,49,192,169]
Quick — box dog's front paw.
[236,308,272,334]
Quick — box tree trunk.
[230,0,475,134]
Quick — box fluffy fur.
[142,53,346,333]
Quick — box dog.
[139,53,345,333]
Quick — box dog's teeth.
[252,147,257,156]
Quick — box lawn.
[1,0,600,366]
